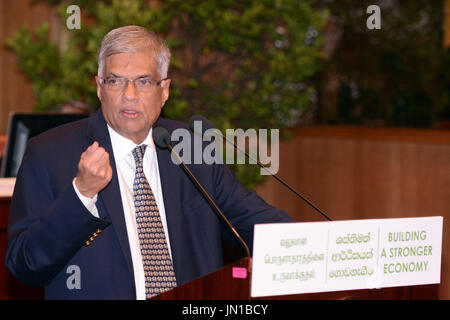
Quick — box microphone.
[189,115,333,222]
[152,126,251,257]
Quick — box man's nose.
[123,80,138,100]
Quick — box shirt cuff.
[72,178,99,218]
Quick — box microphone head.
[189,114,215,134]
[152,126,171,149]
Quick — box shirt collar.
[107,125,155,162]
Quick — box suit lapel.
[86,110,135,288]
[153,120,184,284]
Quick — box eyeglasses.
[99,76,168,92]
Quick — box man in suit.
[6,25,292,299]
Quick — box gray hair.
[97,25,171,79]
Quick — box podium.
[151,257,438,300]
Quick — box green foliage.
[324,0,450,128]
[6,0,327,189]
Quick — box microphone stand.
[165,143,252,258]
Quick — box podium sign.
[251,216,443,298]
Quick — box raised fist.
[75,141,113,198]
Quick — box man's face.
[96,49,170,144]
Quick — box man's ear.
[161,78,171,107]
[95,76,102,100]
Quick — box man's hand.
[75,141,113,198]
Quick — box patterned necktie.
[132,144,177,299]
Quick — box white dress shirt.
[73,125,172,300]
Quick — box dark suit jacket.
[5,110,292,299]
